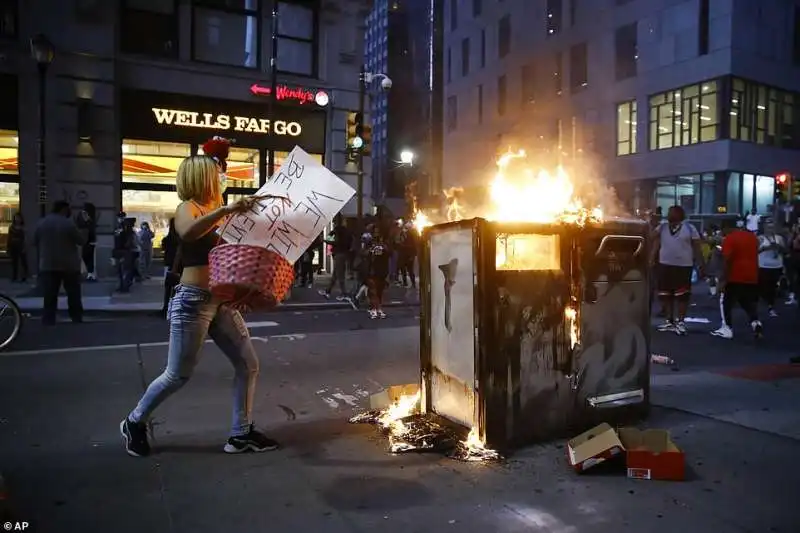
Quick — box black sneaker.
[223,424,279,454]
[120,417,150,457]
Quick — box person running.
[121,154,278,457]
[650,205,704,335]
[711,220,763,340]
[757,222,785,318]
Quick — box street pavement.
[1,291,800,531]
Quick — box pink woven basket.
[208,243,295,312]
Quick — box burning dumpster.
[419,216,650,452]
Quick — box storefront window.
[676,175,700,215]
[274,150,322,170]
[0,130,19,254]
[198,145,259,188]
[655,178,676,214]
[727,172,741,214]
[755,174,775,215]
[122,140,190,185]
[122,189,180,252]
[700,173,715,214]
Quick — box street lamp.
[357,67,393,223]
[30,34,54,217]
[399,150,415,166]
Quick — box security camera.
[380,77,393,90]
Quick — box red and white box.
[567,423,625,473]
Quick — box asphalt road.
[7,306,421,353]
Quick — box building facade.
[442,0,800,219]
[0,0,370,268]
[365,0,441,214]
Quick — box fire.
[462,427,500,462]
[443,187,465,221]
[377,390,420,435]
[412,210,432,234]
[564,306,580,349]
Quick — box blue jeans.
[129,284,259,437]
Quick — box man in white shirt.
[757,222,785,317]
[745,209,760,232]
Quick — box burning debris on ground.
[349,392,501,463]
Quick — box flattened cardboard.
[567,423,625,473]
[369,383,419,410]
[618,427,685,481]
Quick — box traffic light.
[775,172,790,202]
[793,176,800,200]
[361,123,372,156]
[345,111,364,162]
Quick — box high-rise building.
[442,0,800,218]
[0,0,369,269]
[365,0,441,216]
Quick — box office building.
[365,0,441,215]
[0,0,369,267]
[442,0,800,218]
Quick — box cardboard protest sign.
[219,146,356,264]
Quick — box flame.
[462,427,500,462]
[564,306,579,349]
[377,391,421,435]
[443,187,465,221]
[412,210,432,234]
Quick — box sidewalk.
[1,274,420,314]
[0,327,798,532]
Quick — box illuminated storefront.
[120,89,326,252]
[0,74,18,254]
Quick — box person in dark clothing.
[114,218,138,293]
[319,216,352,302]
[397,222,418,288]
[300,234,321,287]
[161,218,181,318]
[79,202,97,281]
[7,213,28,282]
[366,226,390,319]
[35,201,85,325]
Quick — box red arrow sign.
[250,83,271,95]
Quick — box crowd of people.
[315,214,419,319]
[649,204,800,341]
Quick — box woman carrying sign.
[121,140,279,458]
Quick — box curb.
[18,300,421,316]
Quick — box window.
[649,81,719,150]
[121,0,178,58]
[461,37,470,76]
[477,84,484,124]
[498,75,507,116]
[450,0,458,30]
[276,1,318,76]
[521,63,536,105]
[192,1,259,68]
[198,145,260,189]
[700,173,715,214]
[793,7,800,65]
[472,0,482,17]
[0,129,19,254]
[546,0,562,35]
[480,29,486,68]
[122,140,190,186]
[616,100,637,156]
[569,42,587,92]
[615,23,637,81]
[553,52,563,96]
[698,0,709,56]
[447,95,458,131]
[447,47,452,83]
[0,0,17,38]
[729,78,797,149]
[498,15,511,58]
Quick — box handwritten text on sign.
[220,146,356,263]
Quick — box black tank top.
[181,231,219,267]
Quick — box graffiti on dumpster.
[438,258,458,333]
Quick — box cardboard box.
[567,423,625,473]
[369,383,419,410]
[618,427,685,481]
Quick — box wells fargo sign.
[151,107,303,136]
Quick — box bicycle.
[0,293,23,351]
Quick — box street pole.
[356,65,366,223]
[267,2,279,179]
[37,62,47,218]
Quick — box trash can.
[419,217,651,452]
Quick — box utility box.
[419,217,651,452]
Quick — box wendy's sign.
[121,89,327,154]
[250,83,330,107]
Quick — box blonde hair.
[176,155,221,206]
